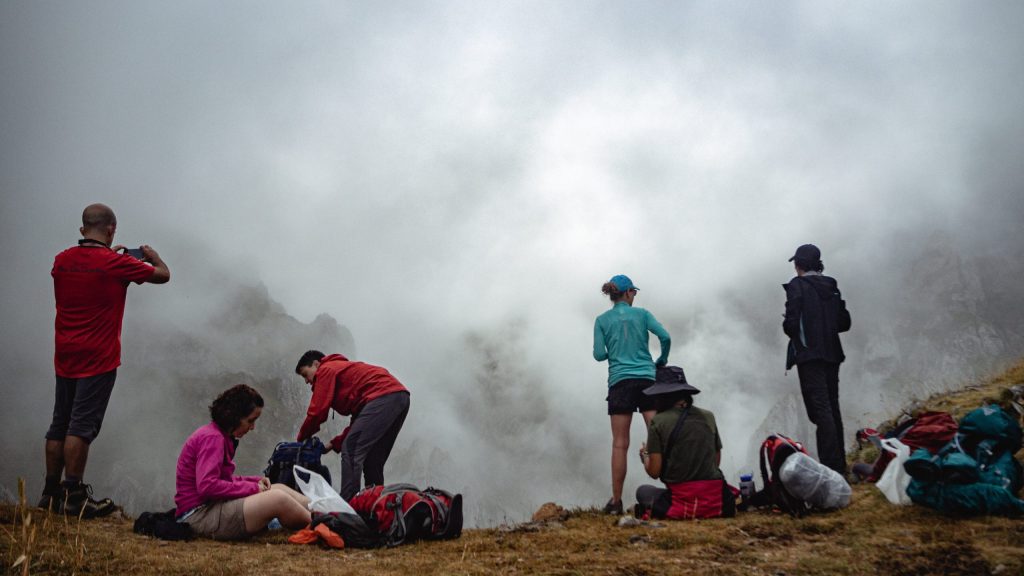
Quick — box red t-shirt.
[52,245,155,378]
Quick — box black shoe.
[602,498,624,515]
[444,494,463,539]
[37,491,64,512]
[63,484,116,519]
[633,501,648,519]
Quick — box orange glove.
[288,527,319,545]
[314,523,345,549]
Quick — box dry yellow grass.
[4,491,1023,576]
[5,359,1024,576]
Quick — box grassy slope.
[4,360,1024,576]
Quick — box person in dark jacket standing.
[783,244,851,475]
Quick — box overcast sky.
[3,1,1023,517]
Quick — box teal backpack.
[905,404,1024,516]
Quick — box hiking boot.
[37,491,64,513]
[63,484,116,519]
[602,498,624,515]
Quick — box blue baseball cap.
[609,275,638,292]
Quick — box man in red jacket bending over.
[295,350,410,500]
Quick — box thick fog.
[2,2,1024,525]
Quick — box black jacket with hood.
[783,274,851,369]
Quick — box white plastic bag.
[874,438,912,505]
[293,465,357,515]
[778,451,852,509]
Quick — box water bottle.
[739,472,755,501]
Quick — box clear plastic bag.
[778,451,851,509]
[875,438,912,505]
[293,465,357,515]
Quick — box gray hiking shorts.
[46,369,117,443]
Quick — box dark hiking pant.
[797,361,846,474]
[340,391,410,500]
[635,485,671,519]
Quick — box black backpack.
[311,511,382,549]
[133,509,193,541]
[263,437,332,490]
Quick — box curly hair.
[209,384,264,433]
[601,281,625,302]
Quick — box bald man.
[41,204,170,518]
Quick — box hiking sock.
[44,474,62,494]
[62,479,82,492]
[37,475,65,510]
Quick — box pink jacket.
[175,422,261,515]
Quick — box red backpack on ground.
[867,411,958,481]
[748,434,811,516]
[347,483,463,547]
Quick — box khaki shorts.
[184,499,248,540]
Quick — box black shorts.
[45,369,117,443]
[606,378,656,415]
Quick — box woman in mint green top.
[593,274,671,514]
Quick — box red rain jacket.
[297,354,408,451]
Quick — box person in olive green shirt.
[636,369,735,520]
[593,274,671,515]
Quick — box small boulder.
[531,502,569,523]
[629,534,651,545]
[616,516,642,528]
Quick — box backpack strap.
[759,437,772,485]
[659,407,691,482]
[373,489,409,547]
[777,433,805,455]
[420,491,448,531]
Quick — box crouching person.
[635,370,736,520]
[175,385,311,540]
[295,350,410,500]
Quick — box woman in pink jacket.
[175,384,311,540]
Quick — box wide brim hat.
[644,380,701,396]
[644,365,701,396]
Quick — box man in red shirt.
[295,350,410,499]
[42,204,170,518]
